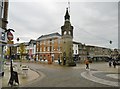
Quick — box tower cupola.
[64,8,70,21]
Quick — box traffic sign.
[7,32,13,41]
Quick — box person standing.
[63,57,66,65]
[85,58,89,69]
[58,57,61,65]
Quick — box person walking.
[85,58,89,69]
[109,60,112,67]
[113,60,116,68]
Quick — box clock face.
[64,31,67,35]
[68,31,71,35]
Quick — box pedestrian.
[113,60,116,68]
[34,56,36,61]
[85,58,89,69]
[63,57,66,65]
[109,60,112,67]
[58,57,61,65]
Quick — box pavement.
[47,61,119,87]
[0,61,39,88]
[74,62,119,87]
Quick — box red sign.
[7,31,13,41]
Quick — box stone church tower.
[61,8,76,66]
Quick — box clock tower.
[61,8,76,66]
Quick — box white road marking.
[106,74,119,79]
[81,70,118,87]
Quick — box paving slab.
[1,62,39,87]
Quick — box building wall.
[36,34,62,62]
[14,37,115,63]
[16,43,29,60]
[78,44,87,61]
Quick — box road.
[19,62,119,87]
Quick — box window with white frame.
[58,39,60,44]
[36,47,38,52]
[40,47,42,52]
[52,46,54,51]
[76,50,77,54]
[48,47,50,51]
[52,39,54,44]
[44,47,45,51]
[58,46,60,51]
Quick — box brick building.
[36,32,62,62]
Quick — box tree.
[18,43,25,61]
[5,47,10,56]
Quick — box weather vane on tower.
[68,0,70,13]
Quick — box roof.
[37,32,61,40]
[86,45,111,50]
[13,42,29,46]
[73,41,81,44]
[29,39,36,44]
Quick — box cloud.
[71,2,118,48]
[8,1,118,49]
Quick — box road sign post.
[5,29,19,86]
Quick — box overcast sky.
[7,0,118,49]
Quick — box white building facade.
[73,42,79,61]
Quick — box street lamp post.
[17,38,20,59]
[5,29,15,78]
[5,29,19,86]
[109,40,112,58]
[9,44,13,77]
